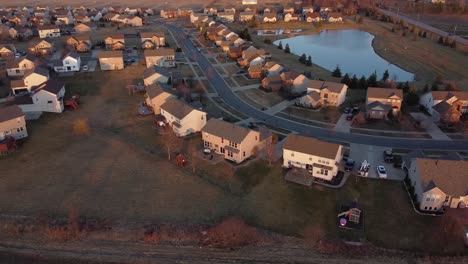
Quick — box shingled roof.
[283,134,341,160]
[202,118,253,144]
[0,105,24,123]
[367,87,403,99]
[160,97,196,120]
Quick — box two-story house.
[419,91,468,123]
[407,158,468,212]
[160,9,178,19]
[38,25,60,38]
[239,11,255,22]
[280,71,309,94]
[160,97,207,137]
[9,25,33,40]
[297,80,348,108]
[263,61,284,76]
[144,48,175,68]
[66,35,92,52]
[283,134,343,181]
[306,13,321,23]
[28,39,55,55]
[143,66,170,86]
[263,13,277,23]
[140,32,165,49]
[237,47,266,67]
[145,83,173,114]
[202,118,270,164]
[16,79,65,114]
[98,50,124,70]
[6,55,37,77]
[366,87,403,119]
[0,44,16,58]
[0,105,27,141]
[104,33,125,50]
[53,52,81,72]
[74,22,97,33]
[328,13,343,23]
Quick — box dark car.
[345,159,355,172]
[346,114,354,121]
[352,106,360,115]
[383,150,394,163]
[344,108,351,114]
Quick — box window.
[424,207,427,210]
[426,198,430,202]
[429,207,432,210]
[309,157,312,161]
[16,69,20,73]
[201,115,204,120]
[47,100,53,104]
[20,127,23,131]
[243,151,245,157]
[17,128,20,132]
[227,151,233,157]
[291,152,294,157]
[229,141,238,148]
[255,136,257,140]
[221,138,224,143]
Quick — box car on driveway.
[352,106,360,115]
[345,159,355,172]
[344,108,351,114]
[82,65,88,71]
[383,150,394,163]
[346,114,354,121]
[377,165,387,178]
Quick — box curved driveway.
[165,23,468,151]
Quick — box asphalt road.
[164,22,468,151]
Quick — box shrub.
[201,217,259,248]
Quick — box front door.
[220,147,225,154]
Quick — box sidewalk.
[334,114,352,133]
[264,101,295,115]
[232,84,259,92]
[410,113,451,141]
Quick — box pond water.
[274,30,414,82]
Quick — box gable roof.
[160,97,196,120]
[367,87,403,100]
[202,118,254,144]
[98,50,122,58]
[281,70,301,81]
[366,101,391,111]
[63,51,79,60]
[24,67,48,78]
[248,64,263,73]
[106,33,124,40]
[145,83,171,99]
[144,66,169,79]
[431,91,468,101]
[432,101,455,115]
[144,48,174,57]
[263,74,282,83]
[32,79,64,95]
[283,134,341,159]
[307,80,347,94]
[0,105,24,123]
[140,32,164,38]
[416,158,468,197]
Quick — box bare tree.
[162,129,181,161]
[265,133,278,166]
[187,139,199,174]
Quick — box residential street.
[163,22,468,151]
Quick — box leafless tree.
[187,139,199,174]
[162,129,181,161]
[265,133,278,166]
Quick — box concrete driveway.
[335,114,352,133]
[349,143,405,181]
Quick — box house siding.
[160,109,207,137]
[202,130,262,163]
[0,116,28,140]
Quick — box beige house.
[328,13,343,23]
[419,91,468,123]
[144,49,175,68]
[283,134,343,181]
[0,44,16,58]
[306,13,321,23]
[66,36,92,52]
[0,105,27,140]
[28,39,55,56]
[263,13,277,23]
[145,83,173,114]
[239,11,255,22]
[366,87,403,119]
[202,118,270,164]
[74,22,97,33]
[98,50,124,70]
[280,71,309,94]
[23,67,49,88]
[407,158,468,211]
[140,32,165,49]
[237,47,266,67]
[38,25,60,38]
[6,55,37,77]
[143,66,170,86]
[160,9,178,19]
[298,80,348,107]
[160,97,207,137]
[263,61,284,76]
[104,34,125,50]
[217,12,235,22]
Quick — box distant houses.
[419,91,468,124]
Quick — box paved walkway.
[264,101,295,115]
[410,113,451,141]
[232,84,259,92]
[334,114,352,133]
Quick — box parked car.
[82,65,88,71]
[14,53,20,59]
[344,108,351,114]
[346,114,354,121]
[345,159,355,172]
[352,106,360,115]
[383,150,394,163]
[377,165,387,178]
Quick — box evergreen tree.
[284,43,291,53]
[367,72,378,87]
[306,55,312,66]
[396,82,403,90]
[431,83,439,91]
[341,73,351,86]
[358,75,367,89]
[403,81,410,93]
[277,41,283,50]
[350,75,359,90]
[405,88,420,106]
[423,84,429,93]
[382,70,390,82]
[332,65,342,78]
[299,53,306,64]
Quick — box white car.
[14,53,21,59]
[377,165,387,178]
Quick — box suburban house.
[261,75,283,92]
[9,25,33,39]
[239,11,255,22]
[140,32,165,49]
[283,134,343,181]
[145,83,173,114]
[53,52,81,73]
[306,13,321,23]
[16,79,65,114]
[74,15,91,24]
[103,12,119,21]
[123,15,143,26]
[66,36,92,52]
[366,87,403,119]
[263,61,284,76]
[242,0,258,5]
[419,91,468,123]
[202,118,270,164]
[56,14,74,25]
[143,66,170,86]
[283,6,295,14]
[328,13,343,23]
[0,44,16,58]
[74,22,97,33]
[224,7,236,14]
[284,13,300,22]
[38,25,60,38]
[28,39,55,56]
[23,67,49,88]
[160,97,207,137]
[6,55,37,77]
[204,7,217,15]
[303,6,315,14]
[88,11,103,21]
[298,80,348,107]
[237,48,266,67]
[217,12,235,22]
[98,50,124,70]
[263,13,277,23]
[177,8,193,17]
[227,46,242,59]
[280,71,309,94]
[144,49,175,68]
[248,64,263,79]
[407,158,468,211]
[160,9,178,19]
[104,34,125,50]
[0,105,28,140]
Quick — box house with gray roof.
[160,97,207,137]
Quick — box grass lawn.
[214,65,226,75]
[177,64,195,77]
[239,89,284,107]
[233,75,261,86]
[283,106,342,124]
[224,77,237,87]
[224,64,241,75]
